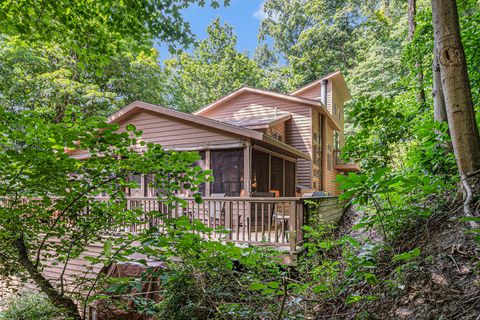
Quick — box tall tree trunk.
[15,236,82,320]
[433,43,448,123]
[431,0,480,202]
[408,0,426,106]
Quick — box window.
[128,174,148,197]
[210,149,244,196]
[333,101,337,115]
[334,131,340,151]
[271,130,284,142]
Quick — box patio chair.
[272,203,291,242]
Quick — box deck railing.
[94,196,306,251]
[2,196,341,252]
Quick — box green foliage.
[0,106,209,313]
[0,0,229,68]
[95,215,291,320]
[258,0,407,96]
[163,19,265,112]
[343,95,415,171]
[0,37,169,120]
[0,292,59,320]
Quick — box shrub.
[0,292,59,320]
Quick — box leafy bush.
[0,292,59,320]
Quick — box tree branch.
[15,235,82,320]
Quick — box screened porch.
[127,144,298,199]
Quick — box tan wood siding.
[267,121,286,142]
[295,84,322,100]
[117,110,243,147]
[325,124,340,195]
[332,86,345,148]
[200,92,312,187]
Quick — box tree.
[0,37,168,121]
[431,0,480,190]
[0,107,208,318]
[0,0,229,68]
[163,19,264,112]
[258,0,407,97]
[432,41,447,123]
[408,0,426,106]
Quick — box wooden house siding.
[332,86,345,148]
[325,126,340,195]
[199,92,313,187]
[294,85,321,100]
[267,121,286,142]
[117,110,243,147]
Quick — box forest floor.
[337,204,480,319]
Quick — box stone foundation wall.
[305,197,346,225]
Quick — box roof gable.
[193,87,324,116]
[109,101,264,140]
[193,87,341,131]
[107,101,310,160]
[290,70,352,101]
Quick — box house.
[65,71,360,250]
[70,70,359,198]
[37,72,360,305]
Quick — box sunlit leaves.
[0,0,229,69]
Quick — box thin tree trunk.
[431,0,480,193]
[408,0,416,40]
[15,236,82,320]
[433,43,448,123]
[408,0,426,106]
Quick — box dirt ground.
[336,204,480,320]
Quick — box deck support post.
[244,141,252,195]
[289,200,297,252]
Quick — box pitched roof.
[193,86,341,131]
[220,113,291,129]
[108,101,310,160]
[290,70,352,101]
[193,87,324,115]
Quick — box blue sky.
[158,0,266,57]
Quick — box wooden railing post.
[289,200,297,252]
[297,200,304,245]
[225,201,232,240]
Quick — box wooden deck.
[92,196,344,252]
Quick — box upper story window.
[334,131,340,151]
[333,101,337,116]
[270,129,284,142]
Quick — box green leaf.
[103,240,113,259]
[249,283,266,291]
[392,248,420,262]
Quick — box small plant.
[0,292,60,320]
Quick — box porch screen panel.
[210,149,244,196]
[270,156,284,196]
[285,160,295,196]
[252,149,269,193]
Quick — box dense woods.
[0,0,479,319]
